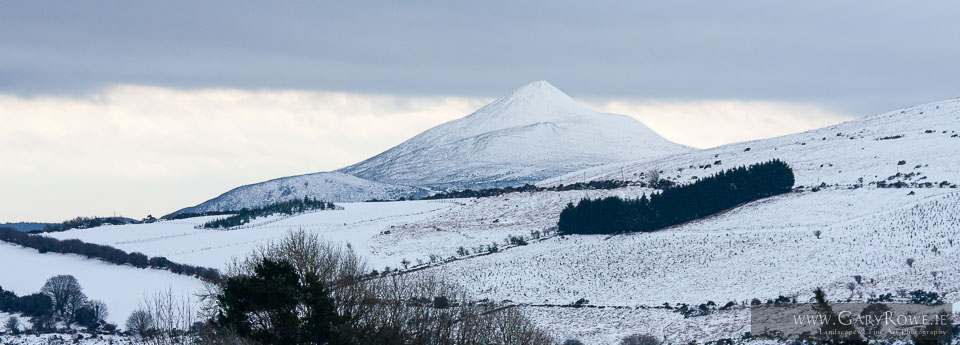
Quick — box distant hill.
[0,222,51,232]
[339,80,689,190]
[173,81,688,215]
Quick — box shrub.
[4,316,19,334]
[620,333,661,345]
[15,293,53,318]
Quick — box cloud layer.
[0,85,853,221]
[2,1,958,114]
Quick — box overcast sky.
[2,1,958,221]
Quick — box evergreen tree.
[213,258,349,345]
[558,160,794,235]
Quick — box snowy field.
[422,188,960,305]
[545,99,960,189]
[47,201,458,270]
[0,243,205,325]
[5,99,960,342]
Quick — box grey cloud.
[2,1,959,114]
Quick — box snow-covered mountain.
[28,97,960,343]
[339,81,689,190]
[171,172,427,215]
[172,81,687,214]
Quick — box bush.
[620,333,661,345]
[558,160,794,235]
[4,316,19,334]
[15,293,53,318]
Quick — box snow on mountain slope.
[339,81,689,190]
[52,201,456,270]
[173,80,685,215]
[543,98,960,188]
[0,243,205,325]
[171,172,426,215]
[34,97,960,342]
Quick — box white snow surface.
[339,81,688,190]
[9,97,960,343]
[0,243,205,326]
[175,81,686,215]
[543,98,960,189]
[171,171,425,215]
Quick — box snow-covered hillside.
[16,97,960,343]
[172,81,684,215]
[544,98,960,189]
[340,81,689,190]
[171,171,426,215]
[0,243,205,325]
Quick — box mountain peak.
[466,81,588,126]
[512,80,563,95]
[339,81,689,189]
[495,80,581,109]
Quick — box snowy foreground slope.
[21,98,960,343]
[0,243,205,325]
[340,81,688,190]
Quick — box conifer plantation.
[558,160,795,235]
[202,197,336,229]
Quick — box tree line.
[161,210,234,221]
[1,275,112,334]
[36,216,135,233]
[558,160,795,235]
[201,197,337,229]
[0,227,221,283]
[402,180,639,201]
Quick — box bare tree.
[208,229,554,345]
[41,274,87,323]
[139,287,196,345]
[906,257,915,268]
[813,230,822,239]
[646,169,661,187]
[846,282,857,300]
[126,309,154,336]
[88,299,109,323]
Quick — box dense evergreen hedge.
[558,160,794,235]
[161,210,234,221]
[0,227,221,283]
[0,286,53,318]
[40,216,135,233]
[413,180,637,201]
[201,197,336,229]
